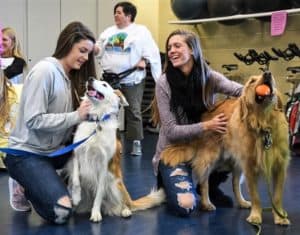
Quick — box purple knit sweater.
[152,69,243,174]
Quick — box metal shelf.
[168,8,300,24]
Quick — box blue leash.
[0,130,96,158]
[0,113,112,158]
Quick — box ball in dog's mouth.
[256,84,271,96]
[255,84,273,104]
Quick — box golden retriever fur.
[109,138,165,212]
[160,72,290,225]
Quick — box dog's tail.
[129,188,166,211]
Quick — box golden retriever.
[65,78,165,222]
[160,72,290,225]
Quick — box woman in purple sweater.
[153,29,243,216]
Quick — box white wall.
[97,0,119,35]
[0,0,117,69]
[27,0,60,67]
[0,0,27,57]
[131,0,159,44]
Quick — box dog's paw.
[90,210,102,222]
[274,217,290,226]
[121,207,132,217]
[201,202,216,211]
[273,211,290,226]
[71,185,81,206]
[246,213,262,225]
[239,200,251,209]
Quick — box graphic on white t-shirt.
[105,32,131,53]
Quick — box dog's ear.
[114,89,129,107]
[274,89,284,112]
[239,96,248,121]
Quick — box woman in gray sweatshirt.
[4,21,97,224]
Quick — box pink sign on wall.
[271,11,287,36]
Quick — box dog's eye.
[103,84,107,87]
[249,79,256,84]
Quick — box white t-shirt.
[97,23,161,84]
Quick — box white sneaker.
[8,177,31,212]
[131,140,142,156]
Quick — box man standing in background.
[96,1,161,156]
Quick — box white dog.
[66,78,165,222]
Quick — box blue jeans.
[158,161,198,216]
[4,154,72,224]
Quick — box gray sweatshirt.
[152,70,243,174]
[9,57,81,155]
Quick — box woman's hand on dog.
[77,99,92,121]
[203,113,228,134]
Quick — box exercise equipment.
[244,0,281,13]
[207,0,244,17]
[171,0,209,20]
[291,0,300,8]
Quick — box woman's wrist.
[202,121,209,131]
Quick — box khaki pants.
[120,80,145,141]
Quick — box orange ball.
[255,84,271,96]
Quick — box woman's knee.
[52,195,72,224]
[57,195,72,208]
[169,191,197,217]
[34,195,72,224]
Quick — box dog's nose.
[263,71,272,81]
[88,77,95,82]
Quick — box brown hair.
[52,21,97,108]
[164,29,210,123]
[164,29,210,110]
[114,1,137,22]
[150,96,160,126]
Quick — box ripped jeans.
[4,154,72,224]
[158,161,198,216]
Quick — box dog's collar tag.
[87,113,112,122]
[87,114,99,122]
[262,129,272,150]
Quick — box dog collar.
[261,129,272,150]
[87,112,116,123]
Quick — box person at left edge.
[1,27,27,83]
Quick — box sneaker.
[8,177,31,212]
[131,140,142,156]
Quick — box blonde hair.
[2,27,25,60]
[0,69,16,135]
